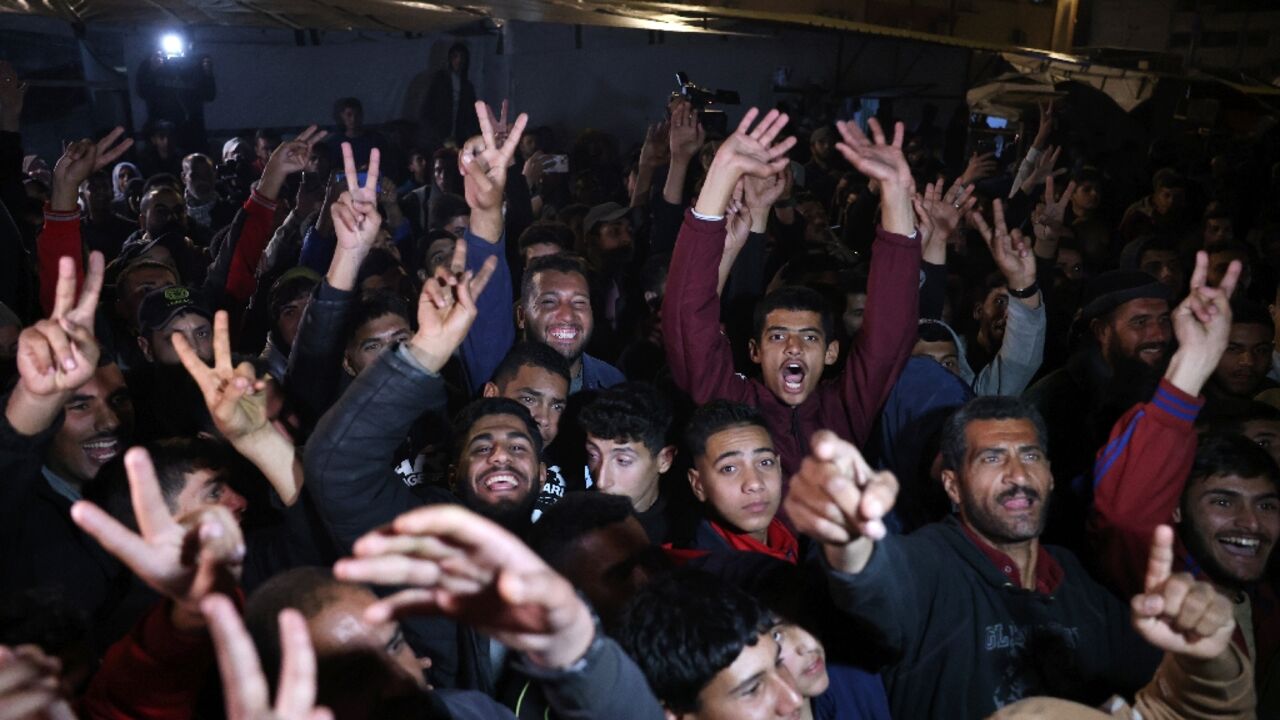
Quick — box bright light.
[160,33,186,58]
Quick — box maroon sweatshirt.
[663,209,920,482]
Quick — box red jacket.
[36,206,83,315]
[662,210,920,481]
[1090,378,1280,678]
[79,596,232,720]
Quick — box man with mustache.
[1091,252,1280,708]
[783,411,1163,718]
[1025,269,1174,549]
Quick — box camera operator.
[136,48,216,155]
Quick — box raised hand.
[969,199,1036,292]
[202,594,332,720]
[71,447,245,630]
[1031,99,1055,150]
[695,108,795,218]
[407,239,497,374]
[0,645,75,720]
[267,126,329,176]
[334,504,596,670]
[1131,525,1235,660]
[783,431,899,574]
[914,180,976,265]
[461,100,529,213]
[717,183,752,296]
[173,311,269,442]
[1018,144,1064,196]
[1032,175,1075,239]
[957,151,997,187]
[17,253,104,399]
[260,126,329,201]
[638,121,671,170]
[50,128,133,211]
[1165,251,1241,396]
[668,100,706,166]
[833,118,911,190]
[743,166,788,232]
[173,310,303,505]
[833,118,915,236]
[338,141,381,206]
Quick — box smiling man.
[680,401,797,563]
[1090,256,1280,705]
[1025,270,1174,522]
[1,252,139,622]
[452,397,546,536]
[517,254,625,393]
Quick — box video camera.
[672,72,740,136]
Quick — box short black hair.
[527,491,638,572]
[940,396,1049,472]
[345,290,411,346]
[684,400,770,462]
[616,570,773,713]
[332,96,363,123]
[752,285,834,343]
[253,128,281,145]
[490,341,572,388]
[1188,432,1280,489]
[430,193,471,230]
[355,247,404,288]
[150,437,233,512]
[244,567,358,694]
[1214,402,1280,436]
[142,174,182,197]
[517,222,575,255]
[1231,299,1274,330]
[579,382,673,455]
[269,272,319,321]
[520,253,590,304]
[453,397,544,460]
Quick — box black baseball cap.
[137,285,212,335]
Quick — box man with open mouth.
[1092,251,1280,708]
[785,399,1163,719]
[1,245,135,623]
[664,109,920,485]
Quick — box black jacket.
[304,344,478,690]
[824,516,1161,719]
[0,398,127,646]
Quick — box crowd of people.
[1,45,1280,719]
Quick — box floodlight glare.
[160,33,186,58]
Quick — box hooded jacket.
[918,290,1045,398]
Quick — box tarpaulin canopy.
[0,0,1038,47]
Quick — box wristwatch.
[1007,281,1039,299]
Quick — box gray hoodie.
[918,292,1045,397]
